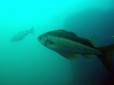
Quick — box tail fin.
[29,27,34,34]
[97,44,114,72]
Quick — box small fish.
[11,27,34,42]
[38,29,114,72]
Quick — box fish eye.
[39,36,42,40]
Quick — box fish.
[11,27,34,42]
[38,29,114,72]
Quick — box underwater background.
[0,0,114,85]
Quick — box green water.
[0,0,114,85]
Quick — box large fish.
[38,29,114,72]
[11,27,34,42]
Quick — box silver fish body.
[38,30,101,56]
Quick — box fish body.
[38,29,114,72]
[11,27,34,42]
[38,30,101,55]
